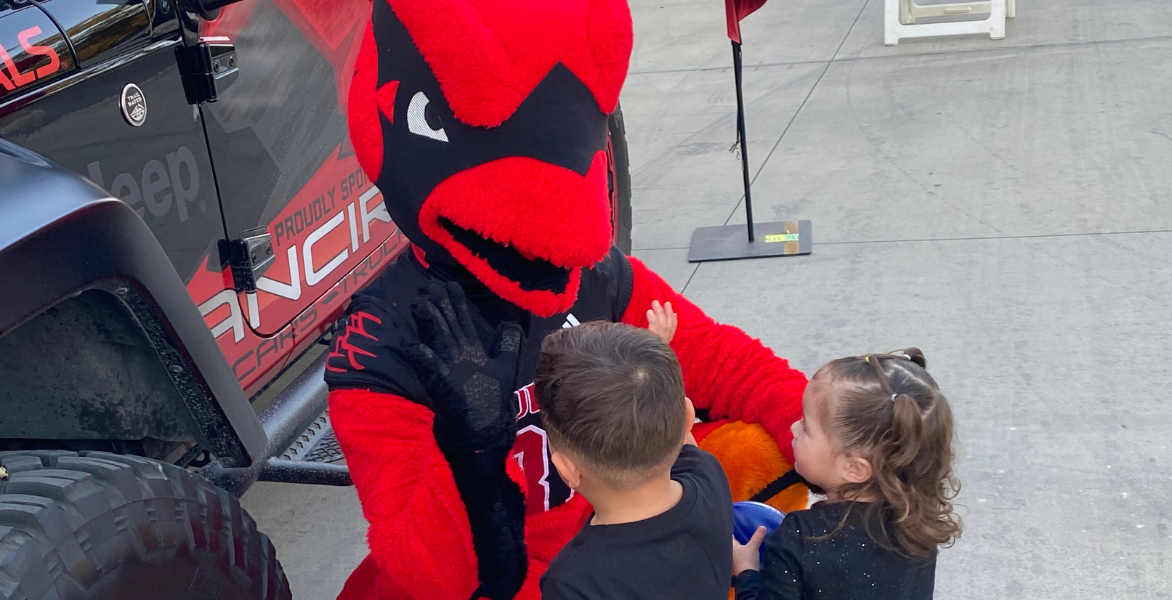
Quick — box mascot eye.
[407,91,448,142]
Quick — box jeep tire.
[608,106,634,255]
[0,451,291,600]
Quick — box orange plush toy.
[325,1,808,599]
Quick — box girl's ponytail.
[901,346,927,369]
[886,393,924,472]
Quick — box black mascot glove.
[407,282,522,455]
[405,282,528,600]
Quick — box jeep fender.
[0,138,266,466]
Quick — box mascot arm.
[329,388,480,600]
[620,257,807,463]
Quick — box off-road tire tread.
[609,106,634,255]
[0,450,291,600]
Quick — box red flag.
[725,0,767,44]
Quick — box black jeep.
[0,0,632,596]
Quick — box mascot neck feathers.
[348,0,634,318]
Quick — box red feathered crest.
[389,0,631,126]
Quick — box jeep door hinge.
[220,233,275,293]
[177,36,239,104]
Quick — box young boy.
[535,320,733,600]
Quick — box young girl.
[730,349,962,600]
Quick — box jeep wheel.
[0,451,291,600]
[607,105,634,255]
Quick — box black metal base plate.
[688,220,813,263]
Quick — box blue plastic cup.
[732,501,786,562]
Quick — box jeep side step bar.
[202,350,353,495]
[259,459,351,486]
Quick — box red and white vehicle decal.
[186,147,406,397]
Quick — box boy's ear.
[551,449,582,489]
[682,398,697,445]
[840,454,873,485]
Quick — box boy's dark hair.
[535,321,686,489]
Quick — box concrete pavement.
[242,0,1172,597]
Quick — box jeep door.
[188,0,403,394]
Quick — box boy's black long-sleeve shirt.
[735,502,937,600]
[540,445,733,600]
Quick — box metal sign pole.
[732,40,755,242]
[686,36,813,263]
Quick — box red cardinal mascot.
[326,1,809,599]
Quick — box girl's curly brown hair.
[814,348,962,558]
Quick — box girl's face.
[791,376,872,497]
[791,377,843,492]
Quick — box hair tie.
[891,393,898,403]
[902,354,912,361]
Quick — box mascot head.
[349,0,633,317]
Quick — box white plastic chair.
[885,0,1016,46]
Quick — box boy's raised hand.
[405,282,523,456]
[647,300,677,344]
[732,526,767,576]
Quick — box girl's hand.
[732,527,767,575]
[646,300,677,343]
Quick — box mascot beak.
[419,151,613,318]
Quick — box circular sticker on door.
[120,84,147,127]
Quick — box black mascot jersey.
[326,246,633,514]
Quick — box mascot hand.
[406,282,529,600]
[407,282,524,456]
